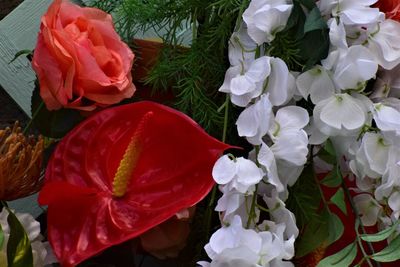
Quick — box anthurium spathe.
[38,101,231,267]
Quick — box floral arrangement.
[2,0,400,266]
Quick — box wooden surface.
[0,0,52,117]
[0,0,89,118]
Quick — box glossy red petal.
[39,101,230,266]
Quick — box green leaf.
[304,7,327,34]
[297,0,316,10]
[324,139,336,156]
[31,81,84,138]
[371,234,400,262]
[284,2,306,36]
[299,29,330,70]
[8,49,32,64]
[295,209,330,257]
[287,164,322,229]
[330,188,347,215]
[6,208,33,267]
[327,213,344,245]
[361,220,400,242]
[318,140,337,164]
[321,167,342,187]
[317,242,357,267]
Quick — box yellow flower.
[0,122,44,200]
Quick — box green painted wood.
[0,0,91,117]
[0,0,52,117]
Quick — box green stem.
[23,101,44,135]
[246,145,260,228]
[204,94,230,238]
[222,94,229,144]
[310,147,331,212]
[355,221,374,267]
[246,184,258,228]
[341,178,379,267]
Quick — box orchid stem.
[204,94,230,238]
[246,184,259,228]
[341,176,379,267]
[310,146,331,213]
[222,94,229,144]
[246,145,260,229]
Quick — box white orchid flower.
[243,0,293,44]
[202,216,262,264]
[371,65,400,101]
[236,94,274,145]
[229,25,258,67]
[212,155,264,194]
[367,19,400,70]
[349,132,390,179]
[354,193,382,226]
[200,246,261,267]
[265,57,296,106]
[269,106,309,166]
[373,103,400,142]
[258,142,283,192]
[220,56,271,107]
[258,221,295,266]
[215,186,246,221]
[263,190,299,239]
[322,44,378,90]
[313,93,370,136]
[388,191,400,219]
[318,0,382,26]
[375,146,400,200]
[216,186,258,224]
[296,65,337,104]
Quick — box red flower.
[375,0,400,21]
[38,101,230,266]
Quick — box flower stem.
[204,94,230,238]
[310,147,331,212]
[246,145,260,228]
[341,177,379,267]
[23,101,44,135]
[222,94,229,144]
[246,184,259,228]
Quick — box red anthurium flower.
[38,101,230,267]
[375,0,400,21]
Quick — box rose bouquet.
[2,0,400,266]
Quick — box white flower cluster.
[0,209,57,267]
[312,0,400,231]
[201,0,400,265]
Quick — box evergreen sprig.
[88,0,248,135]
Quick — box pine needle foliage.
[88,0,249,135]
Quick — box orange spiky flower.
[0,122,44,200]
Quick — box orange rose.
[32,0,135,111]
[375,0,400,21]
